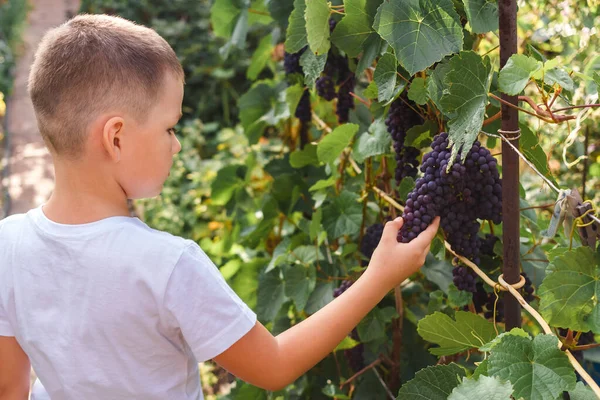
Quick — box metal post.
[499,0,522,329]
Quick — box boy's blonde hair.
[27,13,185,160]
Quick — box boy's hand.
[366,216,440,291]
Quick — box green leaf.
[211,165,244,206]
[363,80,379,99]
[568,382,598,400]
[247,34,273,80]
[355,34,385,76]
[305,281,334,313]
[373,0,463,75]
[441,51,493,164]
[408,77,428,105]
[487,334,576,400]
[310,208,323,241]
[304,0,330,55]
[256,269,287,323]
[330,0,383,57]
[520,123,559,188]
[283,264,316,312]
[317,123,359,163]
[269,0,295,29]
[322,190,363,239]
[238,83,276,143]
[396,363,466,400]
[322,384,350,399]
[309,176,336,191]
[498,54,541,95]
[334,335,361,352]
[352,118,392,163]
[405,120,435,148]
[210,0,243,39]
[218,8,249,59]
[479,328,529,352]
[286,83,305,116]
[538,246,600,333]
[357,307,390,342]
[290,144,319,168]
[543,68,574,91]
[300,50,327,87]
[447,284,473,308]
[285,0,308,53]
[421,255,453,294]
[448,376,513,400]
[428,61,452,115]
[417,311,496,356]
[462,0,498,34]
[374,53,397,102]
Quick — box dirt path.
[4,0,79,217]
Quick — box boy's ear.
[102,116,124,162]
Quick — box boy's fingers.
[412,216,441,247]
[382,217,404,241]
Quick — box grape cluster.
[333,280,353,298]
[316,75,336,101]
[452,259,478,293]
[295,90,312,123]
[521,272,535,302]
[360,223,384,265]
[345,329,365,372]
[398,133,502,272]
[333,279,365,371]
[336,55,355,123]
[385,96,424,185]
[480,234,499,258]
[283,47,306,75]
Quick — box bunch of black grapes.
[398,132,502,293]
[336,55,355,124]
[333,280,365,372]
[359,223,384,266]
[385,96,424,185]
[316,19,338,101]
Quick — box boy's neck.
[42,159,132,225]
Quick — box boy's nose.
[173,136,182,154]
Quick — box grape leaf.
[462,0,498,34]
[408,77,428,105]
[520,123,559,188]
[568,382,597,400]
[330,0,383,57]
[374,53,397,102]
[300,50,327,87]
[358,307,395,342]
[285,83,305,117]
[448,376,513,400]
[417,311,496,356]
[373,0,463,75]
[247,34,273,80]
[479,328,529,352]
[334,335,360,352]
[211,165,245,205]
[352,118,392,163]
[317,123,359,164]
[305,281,334,313]
[238,82,277,143]
[256,268,287,323]
[269,0,294,29]
[441,51,493,164]
[283,264,316,312]
[322,190,362,239]
[498,54,541,95]
[290,144,319,168]
[542,68,574,91]
[356,33,385,76]
[304,0,330,55]
[210,0,242,39]
[538,245,600,333]
[285,0,308,53]
[396,363,466,400]
[487,334,576,400]
[428,61,452,115]
[418,311,496,356]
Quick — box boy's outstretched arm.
[213,217,440,392]
[0,336,30,400]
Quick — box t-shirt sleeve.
[163,242,257,362]
[0,299,14,337]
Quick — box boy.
[0,13,439,399]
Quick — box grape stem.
[340,358,382,387]
[247,8,270,16]
[483,111,502,125]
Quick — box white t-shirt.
[0,204,257,400]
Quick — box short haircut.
[27,13,185,159]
